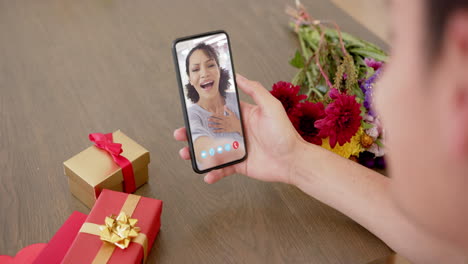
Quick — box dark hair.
[185,43,231,103]
[427,0,468,54]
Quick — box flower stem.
[298,31,310,62]
[305,70,323,99]
[315,30,334,91]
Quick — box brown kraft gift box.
[63,130,150,207]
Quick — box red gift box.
[0,244,47,264]
[0,211,87,264]
[33,211,88,264]
[62,189,163,263]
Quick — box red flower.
[290,102,326,145]
[315,89,362,148]
[271,81,307,113]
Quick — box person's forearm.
[290,140,464,263]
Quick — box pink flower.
[315,89,362,148]
[364,58,383,71]
[270,81,307,113]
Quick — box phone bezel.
[172,30,248,174]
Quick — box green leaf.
[366,67,375,78]
[323,28,387,55]
[349,48,388,62]
[375,139,384,148]
[289,50,305,68]
[349,82,364,100]
[354,55,366,67]
[359,105,368,118]
[361,121,374,130]
[292,69,306,87]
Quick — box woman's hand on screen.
[208,106,241,134]
[174,74,303,185]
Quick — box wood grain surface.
[0,0,391,263]
[330,0,389,42]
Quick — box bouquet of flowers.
[271,1,388,169]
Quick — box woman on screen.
[184,42,244,169]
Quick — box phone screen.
[173,31,247,173]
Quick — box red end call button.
[233,141,239,149]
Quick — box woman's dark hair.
[185,42,231,103]
[427,0,468,55]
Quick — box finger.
[204,166,236,184]
[179,147,191,160]
[224,105,234,115]
[208,118,222,123]
[174,127,188,141]
[240,101,254,111]
[209,115,223,120]
[236,74,274,109]
[208,123,223,129]
[212,129,226,133]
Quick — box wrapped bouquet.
[271,1,388,169]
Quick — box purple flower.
[360,68,383,117]
[375,156,386,169]
[358,151,386,169]
[358,151,376,168]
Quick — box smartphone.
[172,30,247,174]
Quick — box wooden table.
[0,0,391,263]
[331,0,389,43]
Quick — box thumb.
[236,74,275,109]
[224,105,234,116]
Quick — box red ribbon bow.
[89,133,136,194]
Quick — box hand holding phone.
[174,74,301,184]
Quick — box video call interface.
[175,33,246,171]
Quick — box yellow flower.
[320,127,365,159]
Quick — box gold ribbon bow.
[79,194,148,264]
[99,212,141,249]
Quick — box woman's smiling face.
[188,49,221,101]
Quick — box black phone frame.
[172,30,248,174]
